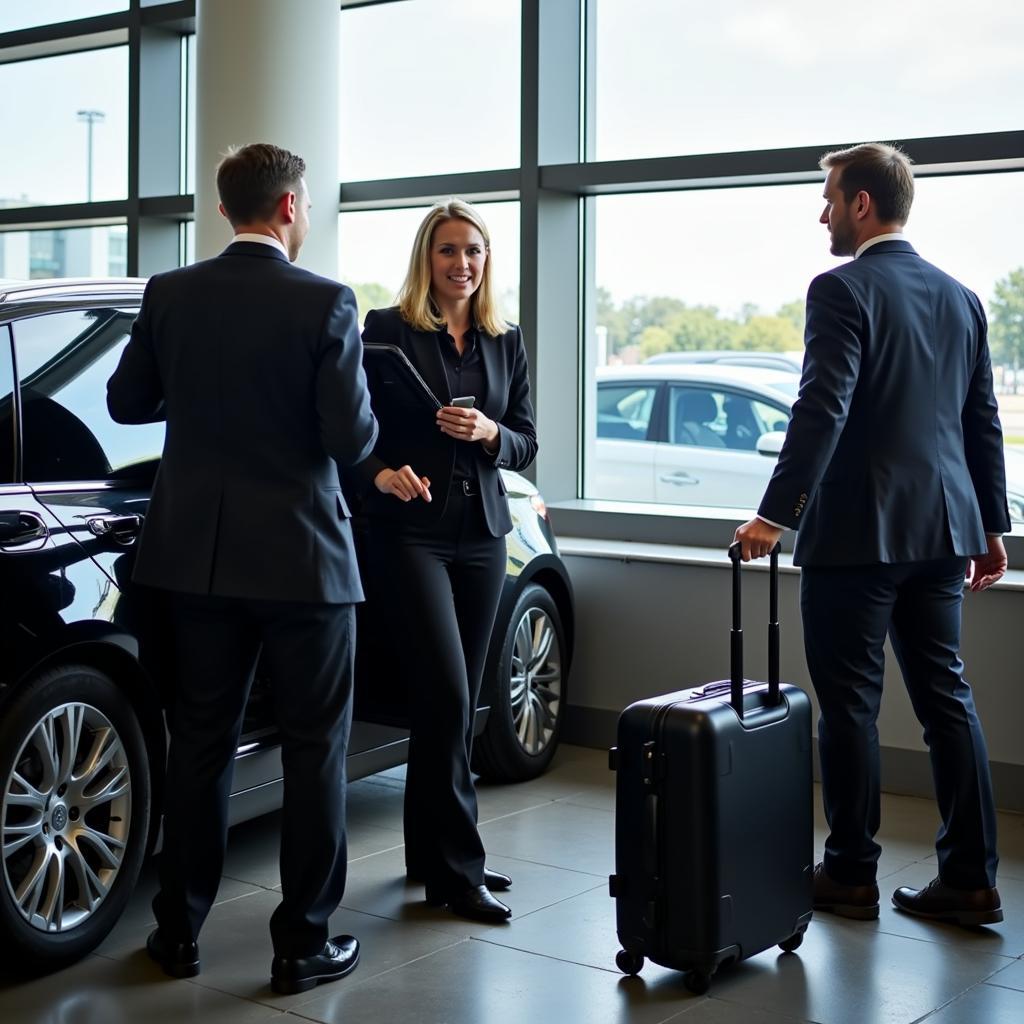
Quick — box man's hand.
[967,535,1007,592]
[374,465,431,503]
[734,517,783,562]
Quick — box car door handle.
[658,471,699,485]
[0,510,49,547]
[86,513,143,545]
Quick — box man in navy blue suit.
[735,143,1009,926]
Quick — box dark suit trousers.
[370,492,506,892]
[801,559,998,889]
[153,593,355,956]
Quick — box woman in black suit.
[358,199,537,922]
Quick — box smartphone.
[451,396,476,409]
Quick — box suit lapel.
[409,331,451,406]
[478,330,501,417]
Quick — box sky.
[0,0,1021,316]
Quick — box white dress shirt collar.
[855,232,906,259]
[231,232,289,259]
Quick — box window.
[339,202,521,326]
[0,2,126,33]
[13,310,164,483]
[339,0,521,181]
[593,0,1024,162]
[0,225,128,280]
[0,327,13,484]
[0,47,128,207]
[596,383,655,441]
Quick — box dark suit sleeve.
[758,271,862,528]
[961,298,1011,534]
[106,278,166,424]
[486,326,538,473]
[315,286,378,467]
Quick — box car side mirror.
[756,431,786,457]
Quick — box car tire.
[473,583,566,782]
[0,663,151,971]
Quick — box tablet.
[362,342,442,411]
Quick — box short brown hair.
[216,143,306,225]
[820,142,914,224]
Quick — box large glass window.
[0,2,127,33]
[339,0,521,181]
[0,47,128,207]
[0,225,127,280]
[593,0,1024,162]
[13,310,164,483]
[339,202,521,326]
[586,172,1024,528]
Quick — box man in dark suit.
[736,143,1009,926]
[107,143,378,993]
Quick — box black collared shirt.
[438,325,487,483]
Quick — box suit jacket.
[759,239,1010,566]
[354,306,537,536]
[106,241,378,602]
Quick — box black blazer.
[759,239,1010,566]
[355,306,537,536]
[106,241,378,603]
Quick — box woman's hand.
[437,405,499,449]
[374,465,432,502]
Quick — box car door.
[593,380,659,501]
[653,384,791,507]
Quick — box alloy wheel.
[508,606,563,755]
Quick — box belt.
[450,478,480,497]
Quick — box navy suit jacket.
[355,306,537,537]
[106,241,378,602]
[759,239,1010,566]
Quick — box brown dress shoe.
[813,863,880,920]
[892,878,1002,926]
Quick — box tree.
[737,315,803,351]
[990,267,1024,370]
[776,299,805,335]
[351,281,393,319]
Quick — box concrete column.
[195,0,339,276]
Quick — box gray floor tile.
[706,916,1010,1024]
[168,889,464,1010]
[478,799,615,876]
[0,955,285,1024]
[986,957,1024,992]
[864,860,1024,958]
[345,776,406,832]
[293,938,700,1024]
[336,844,605,939]
[920,982,1024,1023]
[658,1002,812,1023]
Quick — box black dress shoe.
[812,862,880,920]
[271,934,360,995]
[892,878,1003,927]
[408,867,512,892]
[146,928,200,978]
[425,883,511,922]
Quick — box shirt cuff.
[757,514,788,531]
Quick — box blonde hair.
[396,198,508,337]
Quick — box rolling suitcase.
[609,542,813,994]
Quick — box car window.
[12,309,164,483]
[0,326,13,483]
[668,386,790,450]
[597,383,656,441]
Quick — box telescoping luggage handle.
[726,541,782,716]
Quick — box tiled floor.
[2,744,1022,1024]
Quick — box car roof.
[0,277,146,304]
[598,362,798,401]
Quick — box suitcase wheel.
[778,929,805,953]
[615,949,644,976]
[684,970,711,995]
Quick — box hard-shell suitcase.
[609,542,813,994]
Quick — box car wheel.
[473,583,566,782]
[0,664,151,971]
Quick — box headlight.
[1008,493,1024,524]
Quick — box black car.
[0,277,573,970]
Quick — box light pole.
[76,109,105,202]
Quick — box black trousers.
[801,558,998,890]
[153,593,355,957]
[370,491,506,891]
